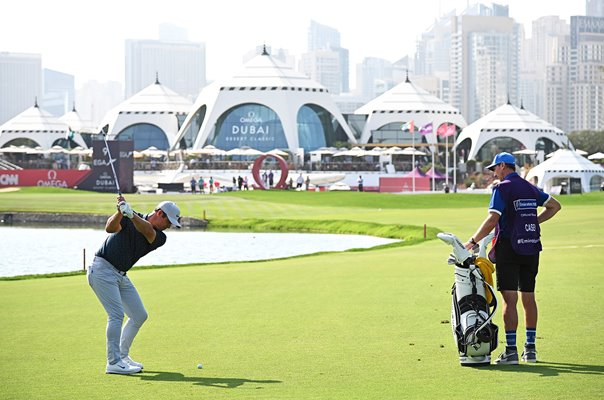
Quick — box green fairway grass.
[0,188,603,399]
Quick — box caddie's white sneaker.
[122,355,144,369]
[106,360,141,374]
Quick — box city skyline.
[2,0,585,89]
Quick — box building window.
[116,123,169,150]
[297,104,349,151]
[178,105,206,149]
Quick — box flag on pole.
[401,120,415,132]
[437,123,448,136]
[419,122,433,135]
[65,126,75,140]
[443,123,457,137]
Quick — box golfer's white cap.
[157,201,181,228]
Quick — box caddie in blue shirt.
[464,152,561,365]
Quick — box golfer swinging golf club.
[87,196,181,374]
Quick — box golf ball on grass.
[197,363,203,369]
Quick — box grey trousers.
[87,256,148,365]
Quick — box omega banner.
[76,140,134,193]
[0,140,134,193]
[0,169,91,188]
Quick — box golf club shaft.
[102,134,121,195]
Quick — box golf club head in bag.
[438,232,498,366]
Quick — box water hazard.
[0,227,399,277]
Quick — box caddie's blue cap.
[486,152,516,170]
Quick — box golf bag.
[437,233,499,366]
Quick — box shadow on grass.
[132,370,282,388]
[490,361,604,377]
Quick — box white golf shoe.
[122,355,144,369]
[106,360,141,374]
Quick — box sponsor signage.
[216,106,287,151]
[225,111,275,146]
[0,140,134,192]
[0,169,91,188]
[76,140,134,193]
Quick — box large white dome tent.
[455,102,572,163]
[525,149,604,193]
[0,100,86,149]
[353,76,467,146]
[99,76,193,151]
[173,47,356,153]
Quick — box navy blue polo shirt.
[95,213,167,272]
[488,172,550,255]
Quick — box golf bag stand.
[437,233,499,366]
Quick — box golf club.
[100,124,121,195]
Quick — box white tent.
[173,52,356,153]
[0,103,87,149]
[525,149,604,193]
[100,78,193,150]
[456,103,571,162]
[354,77,467,145]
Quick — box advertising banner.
[214,105,287,151]
[0,169,92,188]
[76,140,134,193]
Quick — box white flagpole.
[431,144,435,191]
[445,125,449,188]
[453,127,457,191]
[412,128,415,193]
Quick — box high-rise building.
[449,5,520,123]
[568,15,604,131]
[544,54,569,133]
[308,20,340,51]
[76,80,123,127]
[415,10,455,77]
[301,20,349,94]
[356,57,393,101]
[42,69,74,117]
[125,34,206,101]
[520,16,569,120]
[0,52,41,125]
[299,50,341,94]
[587,0,604,17]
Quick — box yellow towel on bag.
[474,257,495,305]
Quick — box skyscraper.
[301,20,349,94]
[568,15,604,131]
[356,57,394,101]
[0,52,41,125]
[449,5,520,123]
[308,20,340,51]
[587,0,604,17]
[415,10,455,77]
[42,69,74,117]
[520,16,569,120]
[125,32,206,101]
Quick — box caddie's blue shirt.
[488,172,550,239]
[95,212,166,272]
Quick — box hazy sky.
[1,0,585,88]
